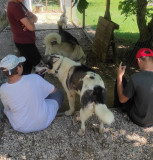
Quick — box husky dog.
[34,55,114,136]
[44,4,86,64]
[44,32,86,64]
[57,4,78,46]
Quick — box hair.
[0,63,22,77]
[140,56,153,62]
[139,50,153,62]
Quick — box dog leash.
[53,57,64,76]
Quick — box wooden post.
[45,0,47,11]
[83,9,85,29]
[71,0,72,21]
[104,0,111,21]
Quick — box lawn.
[31,0,152,44]
[32,0,60,12]
[75,0,140,44]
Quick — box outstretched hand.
[117,62,126,81]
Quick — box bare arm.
[28,12,38,23]
[20,17,35,31]
[52,87,57,94]
[117,62,129,103]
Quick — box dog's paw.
[77,129,85,136]
[65,110,73,116]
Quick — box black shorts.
[15,43,42,75]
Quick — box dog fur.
[44,4,86,64]
[44,32,86,64]
[57,6,79,46]
[58,5,67,29]
[34,55,114,136]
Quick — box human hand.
[28,12,38,23]
[52,88,57,94]
[22,24,27,31]
[117,62,126,81]
[23,26,27,31]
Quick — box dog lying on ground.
[34,55,114,136]
[44,32,86,64]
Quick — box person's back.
[0,74,59,133]
[115,48,153,127]
[0,54,63,133]
[123,71,153,127]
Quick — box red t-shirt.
[7,1,35,44]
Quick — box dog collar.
[53,57,64,76]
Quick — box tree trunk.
[104,0,111,21]
[148,17,153,36]
[128,0,153,66]
[137,0,150,42]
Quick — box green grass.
[42,0,60,11]
[32,0,60,12]
[75,0,141,43]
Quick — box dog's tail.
[95,104,114,125]
[72,45,86,64]
[44,32,62,46]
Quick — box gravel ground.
[0,13,153,160]
[0,109,153,160]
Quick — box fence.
[0,0,9,32]
[0,0,152,65]
[31,0,60,12]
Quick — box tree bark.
[148,17,153,36]
[128,0,153,66]
[137,0,150,42]
[104,0,111,21]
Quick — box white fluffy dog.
[58,5,67,29]
[44,32,86,64]
[34,55,114,136]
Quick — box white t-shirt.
[0,74,59,133]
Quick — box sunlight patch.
[126,133,147,145]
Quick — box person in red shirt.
[7,0,41,74]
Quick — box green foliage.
[72,0,89,13]
[119,0,153,19]
[118,0,137,18]
[75,0,140,43]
